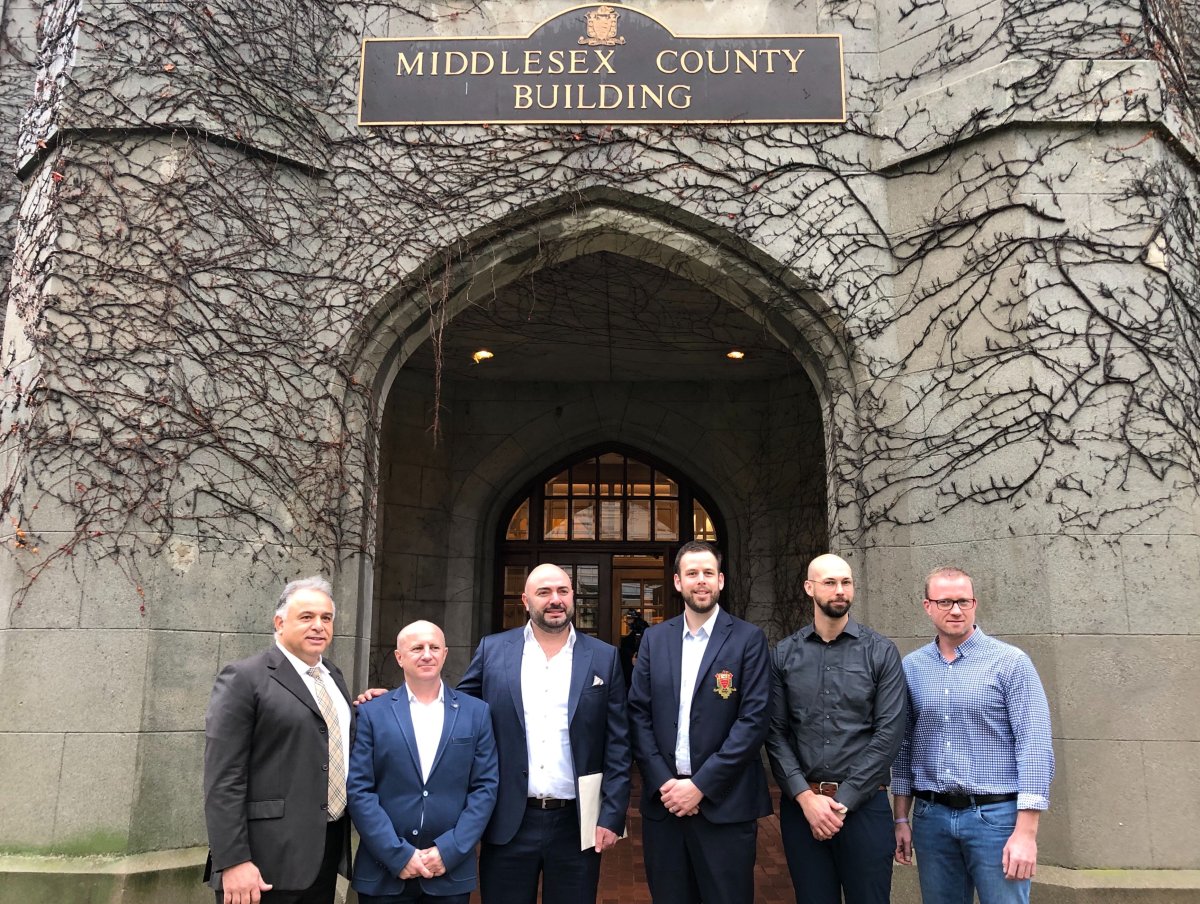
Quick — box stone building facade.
[1,1,1197,900]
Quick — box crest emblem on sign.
[579,6,626,46]
[713,670,736,699]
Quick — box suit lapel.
[692,610,733,711]
[389,687,423,778]
[267,647,321,718]
[504,631,526,731]
[427,686,460,779]
[568,638,593,724]
[665,615,685,715]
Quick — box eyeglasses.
[927,598,977,611]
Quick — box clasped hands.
[659,777,703,817]
[400,846,446,879]
[798,790,847,842]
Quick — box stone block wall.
[0,0,1195,885]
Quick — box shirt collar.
[523,621,577,649]
[956,624,985,655]
[406,680,446,705]
[276,639,324,675]
[799,616,862,643]
[683,604,721,639]
[926,624,985,659]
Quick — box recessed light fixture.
[472,349,494,364]
[726,350,745,360]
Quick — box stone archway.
[353,196,854,686]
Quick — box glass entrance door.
[497,553,667,644]
[495,446,721,644]
[613,554,668,636]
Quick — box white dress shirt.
[276,641,351,770]
[407,682,446,783]
[674,605,721,776]
[522,622,577,799]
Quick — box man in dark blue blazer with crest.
[628,541,772,904]
[458,563,631,904]
[348,621,498,904]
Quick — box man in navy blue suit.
[347,621,499,904]
[458,563,631,904]
[628,541,772,904]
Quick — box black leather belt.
[914,790,1018,809]
[527,797,573,810]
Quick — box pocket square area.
[591,675,604,686]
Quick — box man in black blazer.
[204,576,353,904]
[458,563,631,904]
[628,541,772,904]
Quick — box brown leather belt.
[527,797,573,810]
[807,782,888,798]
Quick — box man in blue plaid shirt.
[891,566,1054,904]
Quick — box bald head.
[525,563,571,594]
[807,554,852,582]
[394,620,447,688]
[523,563,575,635]
[396,619,444,650]
[805,553,854,621]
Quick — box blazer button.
[412,830,418,836]
[322,765,328,772]
[422,790,429,797]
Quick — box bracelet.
[894,817,909,824]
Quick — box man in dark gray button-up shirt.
[766,554,907,904]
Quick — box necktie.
[307,666,347,820]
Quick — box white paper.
[578,772,604,851]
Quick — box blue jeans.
[912,798,1029,904]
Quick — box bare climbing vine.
[0,0,1195,611]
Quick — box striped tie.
[307,667,347,821]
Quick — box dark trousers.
[213,817,345,904]
[359,892,469,904]
[642,812,757,904]
[479,803,601,904]
[779,789,894,904]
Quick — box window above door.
[504,450,717,545]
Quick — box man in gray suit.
[204,576,353,904]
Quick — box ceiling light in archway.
[726,350,745,360]
[472,349,494,364]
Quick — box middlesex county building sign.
[357,4,846,125]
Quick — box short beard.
[816,598,851,619]
[530,608,573,633]
[683,588,720,615]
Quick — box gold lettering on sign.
[512,82,693,111]
[398,48,627,78]
[594,49,616,74]
[397,51,422,75]
[782,48,806,71]
[706,50,730,74]
[653,48,803,76]
[471,51,494,75]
